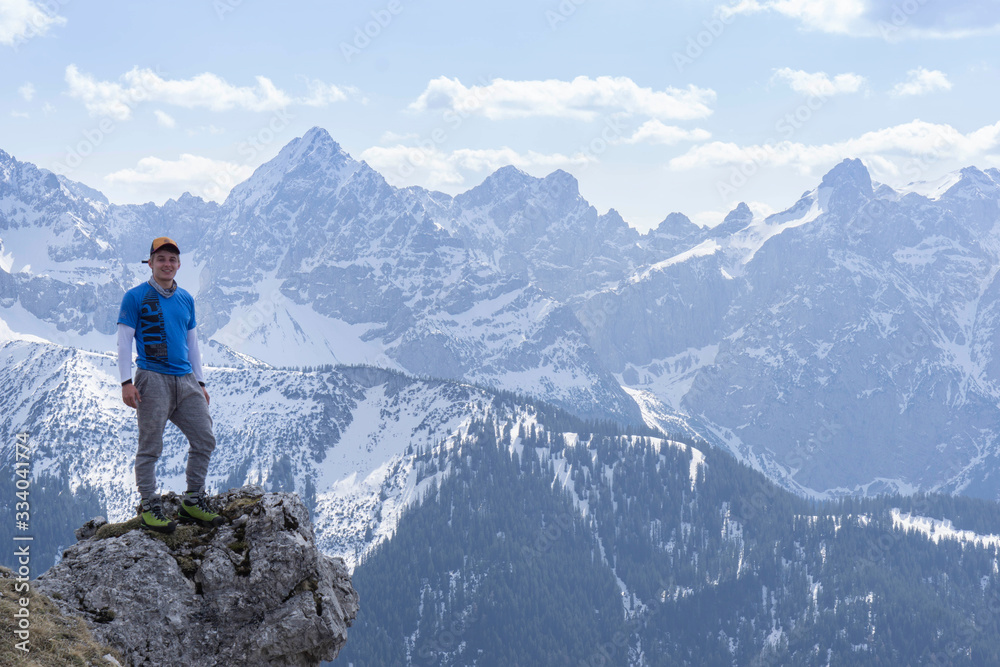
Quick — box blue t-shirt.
[118,282,197,376]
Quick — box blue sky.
[2,0,999,231]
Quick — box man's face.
[149,250,180,285]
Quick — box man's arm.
[118,323,141,409]
[187,327,210,405]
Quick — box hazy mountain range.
[4,131,1000,663]
[2,127,998,502]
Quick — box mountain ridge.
[1,128,999,499]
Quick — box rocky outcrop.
[0,566,124,666]
[36,487,359,666]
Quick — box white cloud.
[360,144,594,190]
[621,120,712,145]
[409,75,716,121]
[297,77,354,107]
[153,110,176,128]
[718,0,1000,39]
[0,0,66,46]
[65,66,353,119]
[104,154,254,202]
[18,82,34,101]
[719,0,866,34]
[65,66,133,119]
[10,110,28,118]
[890,68,952,96]
[669,120,1000,174]
[66,66,289,119]
[772,68,867,96]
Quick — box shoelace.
[144,500,169,521]
[185,492,211,513]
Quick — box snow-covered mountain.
[0,132,637,423]
[587,160,1000,498]
[2,130,999,500]
[0,327,558,568]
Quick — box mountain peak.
[539,169,583,207]
[542,168,579,190]
[820,158,873,195]
[487,164,535,189]
[817,158,873,214]
[931,166,1000,207]
[724,201,752,224]
[957,166,997,190]
[456,165,536,207]
[654,211,694,229]
[53,174,109,205]
[596,207,626,231]
[645,212,702,253]
[284,126,348,165]
[224,127,360,209]
[651,212,699,238]
[301,125,340,148]
[705,202,754,239]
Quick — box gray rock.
[36,487,359,667]
[75,516,108,541]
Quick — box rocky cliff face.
[35,487,358,667]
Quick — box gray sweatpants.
[134,369,216,499]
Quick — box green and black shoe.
[139,496,177,534]
[178,491,225,528]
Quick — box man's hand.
[202,386,211,406]
[122,383,141,409]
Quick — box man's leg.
[169,373,216,494]
[170,374,223,527]
[134,369,175,500]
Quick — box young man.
[117,237,224,533]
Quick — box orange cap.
[149,237,180,255]
[142,237,180,263]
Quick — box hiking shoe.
[139,496,177,534]
[179,491,225,527]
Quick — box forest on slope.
[339,403,1000,666]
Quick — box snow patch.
[892,509,1000,549]
[898,172,963,201]
[629,239,721,283]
